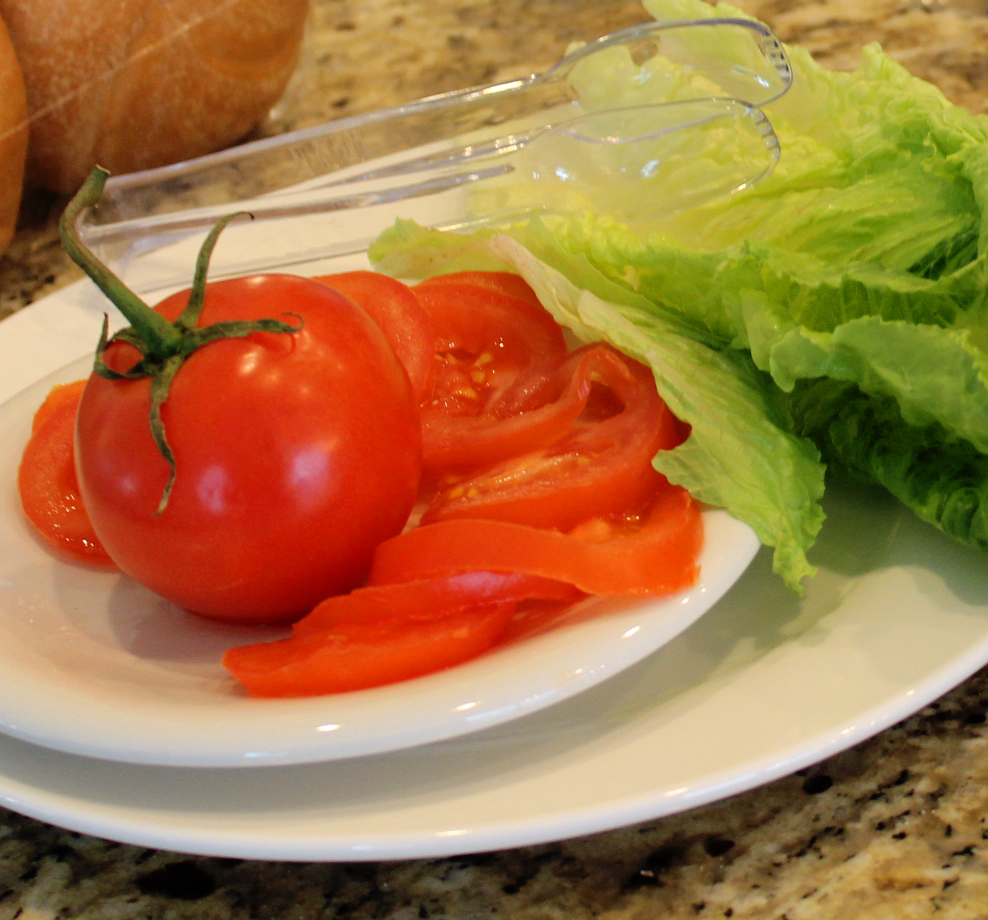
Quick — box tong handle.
[77,18,792,267]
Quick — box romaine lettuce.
[372,219,827,589]
[370,0,988,588]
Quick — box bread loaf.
[0,12,26,254]
[0,0,309,194]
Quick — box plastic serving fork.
[76,18,792,278]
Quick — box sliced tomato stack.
[224,271,701,696]
[18,270,702,698]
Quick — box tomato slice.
[223,602,516,697]
[422,344,687,530]
[415,349,587,473]
[17,380,116,567]
[413,273,568,476]
[415,270,546,310]
[314,271,435,402]
[293,570,581,636]
[371,485,703,597]
[224,570,582,696]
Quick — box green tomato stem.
[59,166,305,515]
[59,166,183,362]
[176,211,251,331]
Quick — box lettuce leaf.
[372,219,826,588]
[371,0,988,587]
[789,379,988,552]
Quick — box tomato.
[292,570,580,636]
[313,271,435,402]
[224,570,581,696]
[422,344,687,530]
[413,272,569,476]
[415,270,547,309]
[17,380,115,566]
[223,602,515,697]
[75,274,422,623]
[370,485,703,597]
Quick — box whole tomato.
[75,273,422,624]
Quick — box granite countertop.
[5,0,988,917]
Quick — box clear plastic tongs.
[77,18,792,284]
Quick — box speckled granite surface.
[5,0,988,917]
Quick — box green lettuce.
[370,0,988,588]
[372,219,826,589]
[789,379,988,551]
[489,235,827,588]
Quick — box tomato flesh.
[75,274,422,623]
[422,344,686,530]
[413,273,569,476]
[17,380,115,566]
[371,485,703,597]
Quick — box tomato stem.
[176,211,250,331]
[60,167,184,362]
[59,166,304,513]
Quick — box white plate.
[1,478,987,861]
[2,279,988,860]
[0,281,758,769]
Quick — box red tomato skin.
[223,603,515,697]
[74,274,422,624]
[370,485,702,597]
[313,271,435,403]
[18,380,116,567]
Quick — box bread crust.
[0,0,309,193]
[0,11,27,253]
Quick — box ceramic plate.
[2,273,987,861]
[0,471,986,860]
[0,280,758,768]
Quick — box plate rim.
[2,566,988,862]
